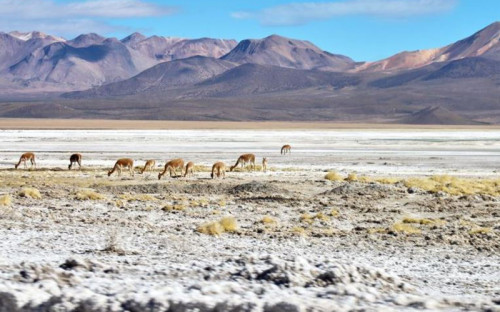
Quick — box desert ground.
[0,128,499,311]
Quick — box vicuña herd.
[11,144,292,179]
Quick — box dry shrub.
[219,216,238,232]
[198,221,224,236]
[314,212,330,222]
[368,227,387,234]
[261,215,277,225]
[375,177,401,184]
[0,195,12,206]
[300,213,313,224]
[358,176,372,183]
[392,223,421,234]
[324,171,343,181]
[345,172,358,182]
[18,187,42,199]
[291,226,306,235]
[120,194,157,202]
[402,217,446,226]
[218,200,227,207]
[162,204,187,211]
[197,216,238,236]
[404,175,500,196]
[469,227,492,235]
[75,189,106,200]
[330,209,339,217]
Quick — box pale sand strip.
[1,118,500,130]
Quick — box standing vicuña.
[184,161,194,177]
[140,160,156,174]
[68,153,82,170]
[262,157,268,172]
[211,162,226,179]
[108,158,134,177]
[158,159,184,180]
[230,153,256,172]
[15,152,36,169]
[281,144,291,155]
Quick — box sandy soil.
[0,129,499,311]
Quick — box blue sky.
[0,0,498,61]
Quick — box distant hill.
[221,35,354,71]
[356,22,500,72]
[400,106,486,125]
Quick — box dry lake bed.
[0,129,499,311]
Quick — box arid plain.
[0,125,499,311]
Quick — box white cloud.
[232,0,458,26]
[0,0,176,36]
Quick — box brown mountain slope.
[221,35,354,71]
[356,22,500,72]
[66,56,237,98]
[400,106,485,125]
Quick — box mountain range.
[0,22,499,124]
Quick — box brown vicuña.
[184,161,194,177]
[158,158,184,180]
[68,153,82,170]
[15,152,36,169]
[281,144,291,155]
[108,158,134,177]
[140,159,156,174]
[262,157,268,172]
[230,153,256,172]
[211,162,226,179]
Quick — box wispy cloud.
[232,0,458,26]
[0,0,177,36]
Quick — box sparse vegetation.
[291,226,306,235]
[261,215,277,225]
[75,189,106,200]
[392,223,421,234]
[18,187,42,199]
[119,194,157,202]
[403,175,500,196]
[324,171,343,181]
[0,194,12,206]
[197,216,238,236]
[345,172,358,182]
[162,203,187,211]
[469,227,492,235]
[402,217,446,226]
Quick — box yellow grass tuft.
[345,172,358,182]
[403,217,437,225]
[0,195,12,206]
[324,171,343,181]
[218,200,227,207]
[392,223,421,234]
[75,189,106,200]
[261,215,277,225]
[197,222,224,236]
[119,194,157,202]
[219,216,238,232]
[375,177,401,184]
[330,209,339,217]
[291,226,306,235]
[469,227,492,235]
[300,213,313,224]
[162,204,187,211]
[197,216,238,236]
[314,212,330,222]
[368,227,387,234]
[18,187,42,199]
[404,175,500,196]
